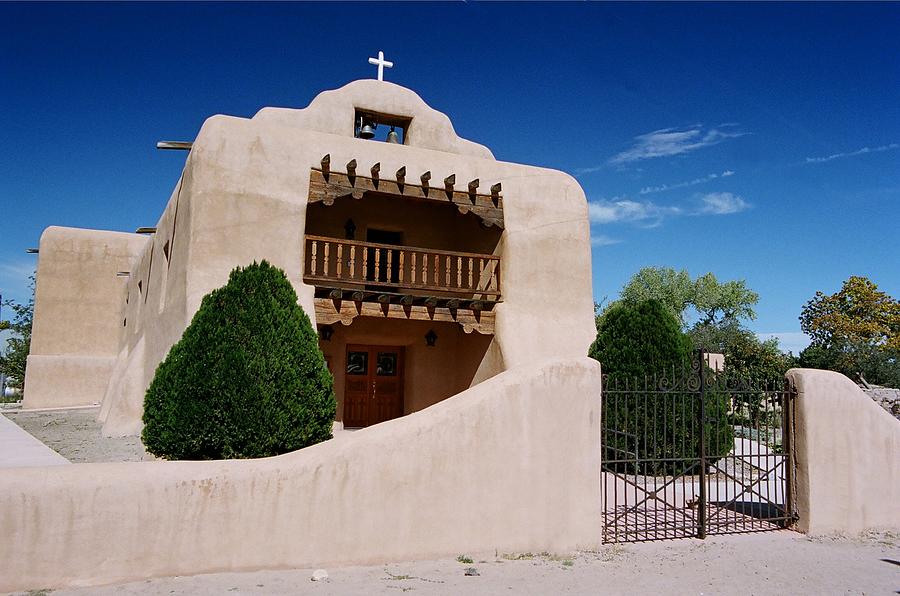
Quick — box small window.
[354,109,411,144]
[376,352,397,376]
[347,351,368,375]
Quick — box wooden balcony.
[304,235,500,334]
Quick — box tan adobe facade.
[22,79,596,435]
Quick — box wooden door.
[343,345,404,428]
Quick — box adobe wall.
[95,79,595,436]
[22,227,149,409]
[787,368,900,534]
[0,358,602,592]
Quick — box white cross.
[368,51,393,82]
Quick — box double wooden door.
[343,344,404,428]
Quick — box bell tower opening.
[354,109,411,144]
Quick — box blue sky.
[2,2,898,354]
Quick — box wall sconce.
[344,219,357,240]
[425,329,437,347]
[319,325,334,341]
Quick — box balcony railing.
[303,235,500,301]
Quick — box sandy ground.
[10,531,897,595]
[3,406,152,463]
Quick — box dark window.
[346,351,368,375]
[376,352,398,376]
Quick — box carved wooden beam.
[308,168,504,228]
[468,179,479,205]
[321,154,330,179]
[491,183,502,208]
[314,297,495,335]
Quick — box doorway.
[366,229,402,287]
[343,344,405,428]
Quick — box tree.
[799,276,900,388]
[619,267,694,325]
[799,341,900,388]
[688,321,796,381]
[618,266,759,327]
[800,276,900,351]
[142,261,336,460]
[614,266,787,381]
[692,273,759,326]
[0,275,35,391]
[590,300,733,474]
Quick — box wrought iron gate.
[601,350,796,543]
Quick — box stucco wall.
[23,227,149,409]
[0,358,602,592]
[92,79,595,436]
[253,80,494,160]
[787,368,900,534]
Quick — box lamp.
[425,329,437,347]
[319,325,334,341]
[386,126,401,144]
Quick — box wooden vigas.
[308,162,504,229]
[314,296,495,335]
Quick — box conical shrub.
[590,300,733,474]
[142,261,336,459]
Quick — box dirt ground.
[3,406,153,463]
[11,530,897,596]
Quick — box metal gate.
[601,350,796,543]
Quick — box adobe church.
[23,68,595,436]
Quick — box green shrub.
[590,300,733,475]
[589,300,693,379]
[142,261,336,459]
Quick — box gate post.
[783,377,796,529]
[697,349,707,539]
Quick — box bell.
[359,122,376,139]
[386,126,401,144]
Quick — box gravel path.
[4,406,153,463]
[13,530,898,595]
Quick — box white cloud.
[697,192,750,215]
[757,332,810,355]
[588,198,682,228]
[609,125,747,165]
[591,234,621,247]
[640,170,735,194]
[805,142,898,164]
[575,164,605,175]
